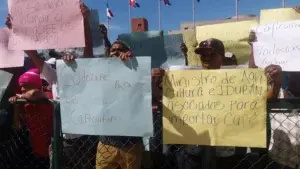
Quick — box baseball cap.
[194,38,225,56]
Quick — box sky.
[0,0,299,41]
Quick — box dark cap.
[194,38,225,56]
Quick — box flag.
[161,0,171,6]
[106,3,114,19]
[130,0,140,8]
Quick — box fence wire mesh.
[1,99,300,169]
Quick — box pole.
[235,0,238,21]
[158,0,161,30]
[107,0,110,37]
[129,0,131,31]
[282,0,286,8]
[192,0,195,30]
[107,17,110,38]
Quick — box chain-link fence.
[1,99,300,169]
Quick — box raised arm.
[98,24,112,56]
[81,3,93,58]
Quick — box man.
[95,41,144,169]
[177,38,282,169]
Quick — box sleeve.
[41,63,57,85]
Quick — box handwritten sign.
[8,0,85,50]
[167,65,248,70]
[0,70,13,102]
[118,32,185,68]
[253,20,300,41]
[260,8,300,24]
[56,57,153,136]
[196,20,258,64]
[183,31,201,66]
[0,28,24,68]
[163,69,267,147]
[253,41,300,71]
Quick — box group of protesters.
[0,2,299,169]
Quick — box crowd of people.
[0,2,299,169]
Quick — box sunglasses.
[199,40,223,56]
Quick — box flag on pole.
[106,3,114,19]
[161,0,171,6]
[130,0,140,8]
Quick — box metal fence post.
[52,102,62,169]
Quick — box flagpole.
[235,0,238,21]
[192,0,195,30]
[107,17,110,37]
[282,0,286,8]
[129,0,132,31]
[158,0,161,30]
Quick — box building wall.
[168,15,257,34]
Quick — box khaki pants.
[96,142,144,169]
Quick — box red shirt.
[24,103,53,157]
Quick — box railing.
[1,98,300,169]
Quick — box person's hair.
[112,41,131,51]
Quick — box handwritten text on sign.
[56,57,153,136]
[0,28,23,68]
[196,20,258,64]
[163,69,267,147]
[253,20,300,41]
[253,41,300,71]
[8,0,85,50]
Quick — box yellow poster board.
[260,8,300,24]
[163,69,267,147]
[183,31,201,66]
[196,20,258,65]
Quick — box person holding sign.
[95,41,144,169]
[174,38,283,169]
[5,3,98,169]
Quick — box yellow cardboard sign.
[163,69,267,147]
[260,8,300,24]
[183,31,201,66]
[196,20,258,65]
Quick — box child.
[9,68,54,169]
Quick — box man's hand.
[180,43,188,56]
[119,51,132,60]
[62,53,76,63]
[80,3,89,19]
[248,31,257,46]
[98,24,108,37]
[5,14,12,29]
[265,64,282,85]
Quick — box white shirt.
[41,61,83,139]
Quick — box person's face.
[20,83,36,93]
[199,49,222,69]
[109,43,128,57]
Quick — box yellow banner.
[260,8,300,24]
[163,69,267,147]
[183,31,202,66]
[196,20,258,65]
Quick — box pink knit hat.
[18,68,42,89]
